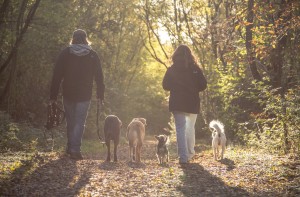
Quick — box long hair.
[171,44,198,68]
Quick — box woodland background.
[0,0,299,155]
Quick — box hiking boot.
[70,152,83,160]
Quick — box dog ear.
[163,128,172,136]
[138,118,147,126]
[127,124,130,131]
[163,135,168,142]
[154,135,159,141]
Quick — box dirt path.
[1,138,299,197]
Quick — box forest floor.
[0,134,299,197]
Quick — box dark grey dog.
[104,115,122,162]
[155,134,169,164]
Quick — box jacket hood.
[69,44,92,56]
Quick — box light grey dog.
[209,120,227,160]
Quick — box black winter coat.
[50,47,105,102]
[162,63,207,114]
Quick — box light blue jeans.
[63,98,90,153]
[173,111,197,163]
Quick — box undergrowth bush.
[0,111,65,152]
[239,82,300,154]
[0,112,24,152]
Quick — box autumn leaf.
[269,30,275,34]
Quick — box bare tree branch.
[0,0,41,75]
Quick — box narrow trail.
[2,138,298,197]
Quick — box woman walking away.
[162,44,207,164]
[50,29,105,160]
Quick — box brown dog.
[104,115,122,162]
[127,118,146,162]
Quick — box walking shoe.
[70,152,83,160]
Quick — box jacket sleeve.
[196,68,207,92]
[49,50,65,100]
[162,68,173,91]
[94,53,105,100]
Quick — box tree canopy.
[0,0,299,154]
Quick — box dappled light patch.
[1,138,299,196]
[199,146,300,196]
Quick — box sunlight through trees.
[0,0,299,154]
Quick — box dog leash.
[44,101,65,150]
[96,100,102,140]
[96,100,106,146]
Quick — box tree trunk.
[0,0,29,104]
[245,0,262,81]
[0,0,41,75]
[268,0,291,153]
[0,0,10,30]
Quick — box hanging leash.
[96,100,106,146]
[44,101,65,150]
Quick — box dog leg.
[136,145,140,162]
[167,153,169,163]
[157,154,162,165]
[221,144,225,160]
[213,147,217,160]
[106,140,111,162]
[129,146,131,161]
[129,146,133,162]
[132,146,136,161]
[139,145,142,163]
[113,139,118,162]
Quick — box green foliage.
[0,0,299,155]
[238,81,300,153]
[0,111,63,153]
[0,112,24,152]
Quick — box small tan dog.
[127,118,147,162]
[155,134,169,165]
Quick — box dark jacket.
[162,63,207,114]
[50,47,105,102]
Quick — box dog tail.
[209,120,224,135]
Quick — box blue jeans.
[63,98,90,153]
[173,111,197,163]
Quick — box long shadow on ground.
[178,163,249,197]
[1,155,91,197]
[220,158,235,171]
